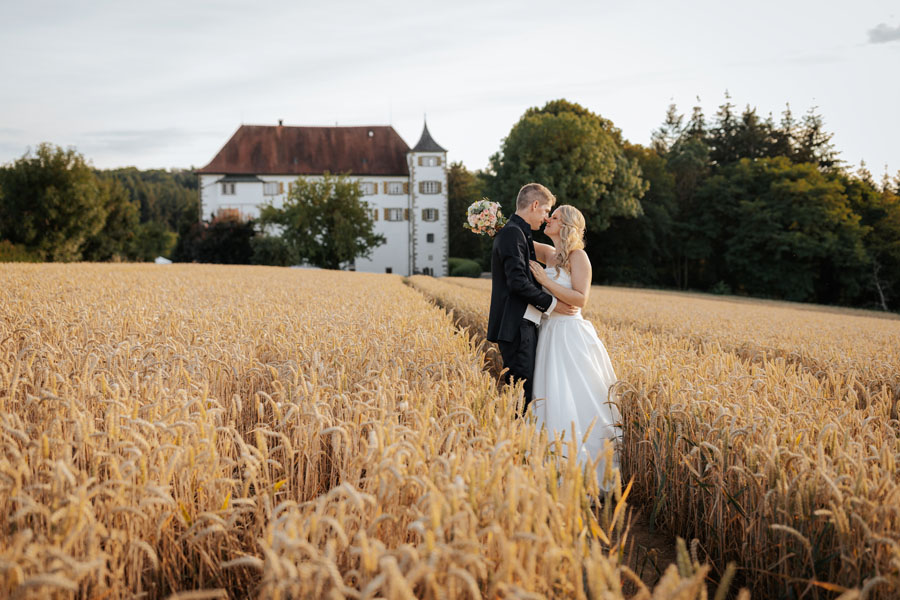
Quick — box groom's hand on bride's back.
[552,300,579,316]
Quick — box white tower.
[407,121,448,277]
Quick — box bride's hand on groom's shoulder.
[529,260,548,284]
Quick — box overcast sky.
[1,0,897,179]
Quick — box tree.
[844,174,900,310]
[448,162,489,264]
[594,143,676,285]
[0,143,105,261]
[665,132,712,289]
[696,158,867,302]
[100,167,198,262]
[794,107,841,171]
[651,103,683,155]
[179,215,254,264]
[486,99,647,235]
[251,234,297,266]
[81,176,140,261]
[258,173,384,269]
[130,221,178,261]
[101,167,198,232]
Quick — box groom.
[487,183,575,415]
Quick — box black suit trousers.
[497,319,537,415]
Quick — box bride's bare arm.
[528,250,592,308]
[533,241,556,265]
[568,250,592,306]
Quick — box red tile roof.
[197,125,411,176]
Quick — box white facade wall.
[355,176,411,275]
[408,152,449,277]
[199,172,417,276]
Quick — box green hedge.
[0,240,41,262]
[448,257,483,278]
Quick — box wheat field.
[408,275,900,599]
[0,264,726,600]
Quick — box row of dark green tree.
[449,98,900,311]
[0,144,197,263]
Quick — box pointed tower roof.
[411,121,446,152]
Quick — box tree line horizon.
[1,95,898,312]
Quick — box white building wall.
[408,152,449,277]
[199,173,413,275]
[354,176,411,276]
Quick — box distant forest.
[1,95,898,312]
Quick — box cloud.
[868,23,900,44]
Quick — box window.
[263,182,283,196]
[418,156,441,167]
[385,267,392,274]
[422,208,439,221]
[420,181,441,194]
[222,182,236,195]
[387,181,404,195]
[426,234,434,243]
[385,208,405,221]
[359,182,376,195]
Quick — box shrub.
[448,257,483,278]
[0,240,41,262]
[251,235,298,266]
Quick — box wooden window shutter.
[383,208,389,220]
[418,181,424,194]
[421,209,427,220]
[279,182,284,194]
[383,181,387,193]
[418,156,424,166]
[436,157,442,166]
[403,182,409,194]
[404,208,409,220]
[373,209,378,221]
[437,182,442,193]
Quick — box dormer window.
[222,182,236,195]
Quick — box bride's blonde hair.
[554,205,586,276]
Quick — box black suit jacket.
[487,214,555,343]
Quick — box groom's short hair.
[516,183,556,210]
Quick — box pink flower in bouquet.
[463,199,507,237]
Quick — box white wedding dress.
[531,266,622,491]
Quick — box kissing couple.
[486,183,622,489]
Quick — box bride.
[528,205,622,492]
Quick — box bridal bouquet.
[464,199,507,237]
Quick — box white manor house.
[197,121,448,276]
